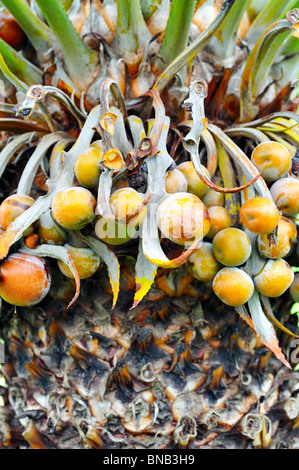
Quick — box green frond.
[34,0,99,91]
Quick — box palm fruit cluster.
[0,0,299,450]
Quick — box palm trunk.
[0,262,298,449]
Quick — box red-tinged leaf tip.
[248,292,292,369]
[262,336,292,369]
[145,88,165,150]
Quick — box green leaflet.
[1,0,53,56]
[240,19,295,122]
[154,0,238,93]
[158,0,196,67]
[205,0,251,61]
[245,0,298,46]
[0,37,42,86]
[34,0,99,92]
[0,52,26,93]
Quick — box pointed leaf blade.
[248,290,291,369]
[77,234,120,309]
